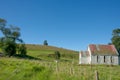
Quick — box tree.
[43,40,48,46]
[54,51,61,60]
[111,28,120,54]
[18,44,27,56]
[0,18,27,57]
[2,39,16,56]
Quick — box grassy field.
[0,44,120,80]
[26,44,79,61]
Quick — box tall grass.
[0,57,120,80]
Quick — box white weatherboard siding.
[80,56,90,64]
[79,44,120,65]
[113,56,119,65]
[90,55,119,65]
[79,52,90,64]
[91,56,104,64]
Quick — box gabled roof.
[89,44,118,56]
[80,51,90,57]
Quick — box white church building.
[79,44,120,65]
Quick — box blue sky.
[0,0,120,51]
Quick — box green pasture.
[0,57,120,80]
[0,44,120,80]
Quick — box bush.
[54,51,61,60]
[18,44,27,56]
[2,40,16,57]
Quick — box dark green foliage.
[111,28,120,54]
[112,28,120,36]
[18,44,27,56]
[43,40,48,46]
[48,53,59,59]
[2,40,16,57]
[0,18,27,57]
[54,51,61,60]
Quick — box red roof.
[89,44,118,55]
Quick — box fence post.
[70,67,74,75]
[55,60,59,72]
[95,70,99,80]
[70,67,72,75]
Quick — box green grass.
[26,44,79,61]
[0,57,120,80]
[0,58,52,80]
[0,44,120,80]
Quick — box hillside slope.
[26,44,79,61]
[26,44,78,52]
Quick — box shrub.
[54,51,61,60]
[18,44,27,56]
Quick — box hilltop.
[26,44,78,52]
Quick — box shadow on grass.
[13,54,42,60]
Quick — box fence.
[40,61,117,80]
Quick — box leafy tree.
[2,39,16,57]
[54,51,61,60]
[0,18,27,57]
[18,44,27,56]
[111,28,120,54]
[43,40,48,46]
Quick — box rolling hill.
[26,44,79,61]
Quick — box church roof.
[89,44,118,56]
